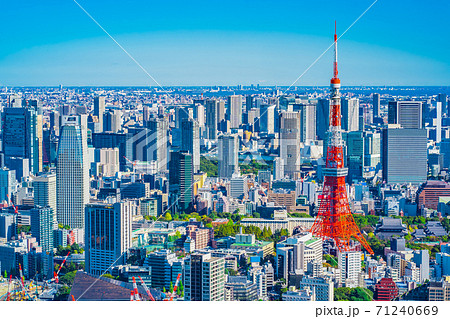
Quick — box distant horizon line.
[3,85,450,89]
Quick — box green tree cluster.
[239,159,271,175]
[200,157,218,177]
[334,287,373,301]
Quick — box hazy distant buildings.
[57,115,89,229]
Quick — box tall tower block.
[310,23,374,254]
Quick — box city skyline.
[0,0,449,86]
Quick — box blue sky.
[0,0,448,86]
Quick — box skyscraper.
[299,104,316,142]
[85,202,132,276]
[316,99,330,141]
[103,109,122,133]
[279,111,301,179]
[218,134,239,179]
[373,93,380,118]
[169,151,194,212]
[94,96,105,132]
[259,104,275,134]
[344,131,364,183]
[227,95,242,129]
[341,97,360,132]
[33,173,57,229]
[184,253,225,301]
[57,115,89,229]
[382,127,427,184]
[388,101,423,129]
[273,157,285,181]
[30,206,54,253]
[146,117,169,172]
[2,103,42,174]
[245,95,254,112]
[0,168,16,203]
[181,118,200,173]
[205,100,218,140]
[438,93,447,116]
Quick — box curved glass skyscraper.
[56,115,89,229]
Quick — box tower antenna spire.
[310,21,374,255]
[333,21,338,79]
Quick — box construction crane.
[169,273,182,301]
[131,277,141,301]
[138,276,155,301]
[6,194,18,215]
[54,252,71,284]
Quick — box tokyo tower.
[310,22,374,255]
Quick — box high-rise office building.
[344,131,364,182]
[259,104,276,134]
[0,168,16,203]
[0,213,16,240]
[438,93,447,116]
[181,118,200,173]
[218,134,239,179]
[94,96,105,132]
[184,252,225,301]
[103,110,122,133]
[169,151,193,212]
[85,202,132,276]
[2,103,42,174]
[246,95,254,112]
[57,115,89,229]
[228,95,242,129]
[299,104,316,142]
[146,117,169,172]
[373,93,380,118]
[435,102,442,143]
[388,101,422,129]
[382,127,427,184]
[33,173,57,230]
[30,206,54,253]
[205,100,218,139]
[341,97,360,132]
[279,111,301,179]
[338,251,362,287]
[273,157,285,181]
[316,99,330,141]
[412,250,430,283]
[364,132,381,169]
[145,249,178,290]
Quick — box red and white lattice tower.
[310,22,374,255]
